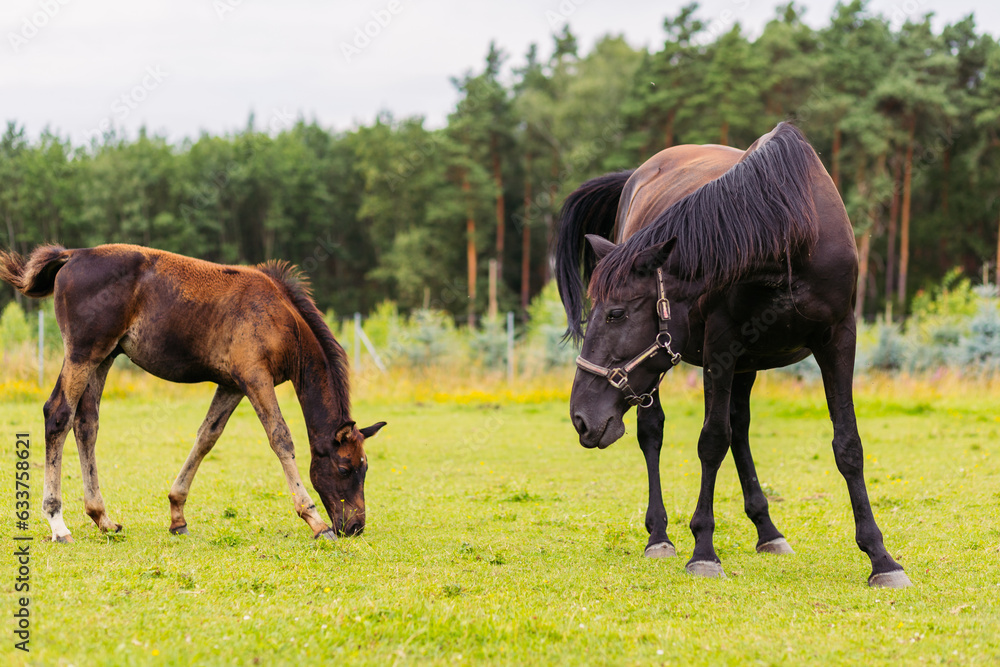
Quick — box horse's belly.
[735,349,812,372]
[118,334,228,385]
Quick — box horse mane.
[257,260,351,418]
[590,122,820,300]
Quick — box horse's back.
[615,136,856,275]
[613,127,859,336]
[56,243,287,318]
[615,144,742,242]
[54,244,299,385]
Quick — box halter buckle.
[657,298,671,320]
[607,368,628,389]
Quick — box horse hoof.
[686,560,726,578]
[314,529,337,541]
[169,524,189,536]
[869,570,912,588]
[644,542,677,558]
[756,537,794,555]
[54,534,74,544]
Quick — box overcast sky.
[2,0,997,145]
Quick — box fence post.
[37,309,44,387]
[506,311,514,383]
[354,312,361,370]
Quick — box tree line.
[2,1,998,323]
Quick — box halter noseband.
[575,268,683,409]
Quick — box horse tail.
[554,169,634,343]
[0,244,71,298]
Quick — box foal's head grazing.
[259,260,387,536]
[310,420,386,536]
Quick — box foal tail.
[554,169,634,343]
[0,244,71,298]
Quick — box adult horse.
[0,244,385,543]
[555,123,910,587]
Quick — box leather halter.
[575,268,682,409]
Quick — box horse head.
[570,235,696,449]
[310,420,386,535]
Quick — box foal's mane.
[257,260,351,417]
[590,123,820,300]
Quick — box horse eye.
[338,467,351,477]
[607,308,626,322]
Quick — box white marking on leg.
[48,509,70,541]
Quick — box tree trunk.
[639,132,650,163]
[463,172,477,329]
[941,145,950,216]
[854,158,869,322]
[488,259,498,321]
[663,109,676,149]
[886,147,902,309]
[541,147,560,285]
[831,124,842,193]
[996,207,1000,291]
[720,120,730,146]
[491,133,505,276]
[521,153,532,311]
[856,230,871,323]
[897,115,916,311]
[855,152,886,322]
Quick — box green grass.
[2,377,999,665]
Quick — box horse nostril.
[572,412,589,436]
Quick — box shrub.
[957,300,1000,376]
[864,320,907,372]
[394,308,456,366]
[0,302,31,349]
[854,270,1000,377]
[468,315,508,368]
[904,269,980,372]
[522,281,578,370]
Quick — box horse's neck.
[292,350,349,445]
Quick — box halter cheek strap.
[575,268,682,408]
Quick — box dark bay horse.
[0,244,385,542]
[555,123,910,587]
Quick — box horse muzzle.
[337,516,365,536]
[572,411,625,449]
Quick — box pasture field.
[1,371,999,666]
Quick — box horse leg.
[729,371,792,555]
[686,353,735,578]
[167,386,243,535]
[73,355,121,533]
[638,393,675,558]
[241,377,334,539]
[43,358,104,543]
[812,319,910,588]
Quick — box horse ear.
[585,234,616,261]
[360,422,387,439]
[631,237,678,275]
[335,421,357,443]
